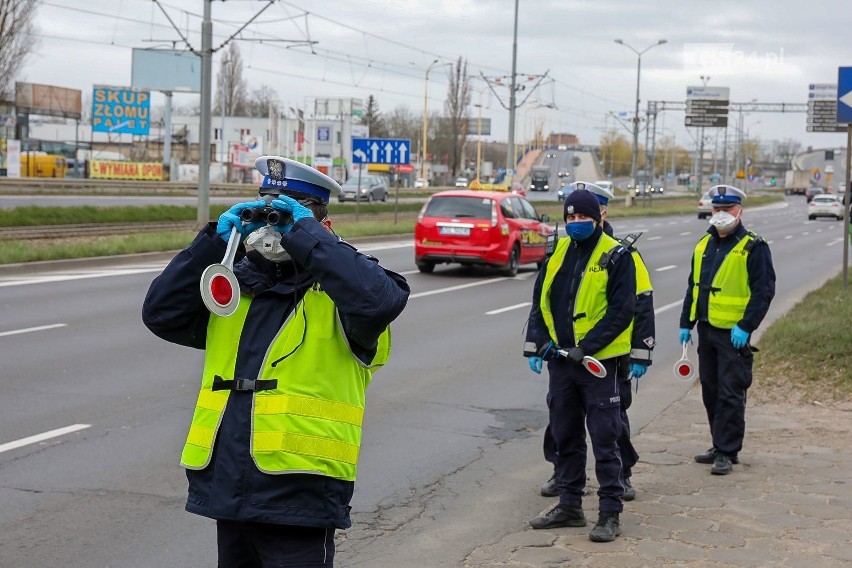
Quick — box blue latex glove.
[528,356,543,374]
[679,328,692,346]
[629,362,647,379]
[270,196,314,233]
[216,200,267,242]
[731,324,750,349]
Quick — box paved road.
[0,195,845,566]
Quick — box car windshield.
[424,196,492,219]
[813,196,836,203]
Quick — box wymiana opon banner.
[89,160,164,181]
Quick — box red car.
[414,190,553,276]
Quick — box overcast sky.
[23,0,852,152]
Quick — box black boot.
[711,453,733,475]
[529,505,587,529]
[588,511,621,542]
[540,474,559,497]
[622,477,636,501]
[695,448,739,464]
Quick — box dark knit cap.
[563,189,601,222]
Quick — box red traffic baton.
[673,342,696,381]
[556,349,607,378]
[200,227,242,317]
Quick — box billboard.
[89,159,164,180]
[15,82,82,119]
[92,86,151,135]
[131,49,201,93]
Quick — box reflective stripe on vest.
[540,234,633,360]
[689,233,753,329]
[180,287,391,481]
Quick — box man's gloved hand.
[679,328,692,346]
[565,346,584,363]
[216,200,267,242]
[538,341,557,361]
[731,324,750,349]
[629,362,648,379]
[270,196,314,233]
[528,356,543,374]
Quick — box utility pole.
[197,0,212,228]
[505,0,519,183]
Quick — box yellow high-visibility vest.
[689,233,754,329]
[181,286,391,481]
[540,234,633,360]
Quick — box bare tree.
[215,43,249,116]
[244,85,280,118]
[442,57,471,176]
[0,0,39,99]
[384,105,419,141]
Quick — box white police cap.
[570,181,613,205]
[708,184,746,206]
[255,156,342,204]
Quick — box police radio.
[544,222,559,257]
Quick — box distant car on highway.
[808,194,843,220]
[557,170,568,178]
[338,175,388,202]
[414,178,429,189]
[697,192,713,219]
[454,176,470,188]
[557,144,568,151]
[806,187,825,202]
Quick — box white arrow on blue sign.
[351,138,411,165]
[837,67,852,124]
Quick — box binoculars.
[240,206,292,226]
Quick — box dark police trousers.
[217,520,335,568]
[547,357,624,513]
[543,358,639,479]
[697,321,754,457]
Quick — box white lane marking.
[647,236,662,241]
[817,229,823,233]
[0,267,165,288]
[486,302,531,315]
[827,238,844,247]
[767,240,774,245]
[398,269,420,275]
[655,265,677,272]
[654,300,682,315]
[0,323,67,337]
[409,277,510,299]
[679,231,692,236]
[669,221,678,225]
[359,241,413,252]
[784,235,793,240]
[802,231,810,236]
[0,424,91,455]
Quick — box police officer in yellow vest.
[679,184,775,476]
[524,189,636,542]
[143,156,409,567]
[538,181,655,502]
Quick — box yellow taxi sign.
[469,180,509,192]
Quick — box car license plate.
[439,226,470,236]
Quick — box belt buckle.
[235,378,255,391]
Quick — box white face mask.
[709,210,739,233]
[245,225,291,262]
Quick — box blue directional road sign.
[351,138,411,165]
[837,67,852,124]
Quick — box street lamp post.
[615,38,667,206]
[421,60,451,185]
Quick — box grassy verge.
[752,273,852,404]
[0,194,784,264]
[0,217,417,264]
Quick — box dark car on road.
[338,175,388,202]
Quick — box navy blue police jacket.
[142,218,410,529]
[524,225,636,358]
[679,222,775,333]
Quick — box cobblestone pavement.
[464,387,852,567]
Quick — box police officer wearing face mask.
[524,189,636,542]
[679,184,775,476]
[142,156,410,567]
[537,182,654,503]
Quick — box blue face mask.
[566,220,596,241]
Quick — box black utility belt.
[211,375,278,392]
